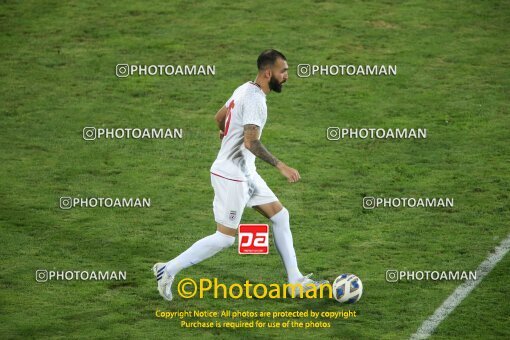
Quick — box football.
[332,274,363,303]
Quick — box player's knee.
[223,236,235,248]
[270,207,289,226]
[215,230,236,248]
[279,207,290,220]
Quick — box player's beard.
[269,75,284,93]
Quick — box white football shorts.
[211,172,278,229]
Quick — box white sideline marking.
[410,233,510,339]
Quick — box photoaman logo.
[176,278,333,299]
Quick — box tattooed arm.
[243,124,279,166]
[243,124,301,182]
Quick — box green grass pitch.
[1,1,509,339]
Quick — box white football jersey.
[210,81,267,181]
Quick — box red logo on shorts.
[238,224,269,254]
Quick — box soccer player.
[153,49,327,301]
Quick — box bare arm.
[214,105,228,132]
[243,124,280,166]
[243,124,301,182]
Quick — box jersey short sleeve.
[241,94,265,127]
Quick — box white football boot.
[288,273,329,298]
[152,262,174,301]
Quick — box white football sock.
[165,231,235,277]
[270,208,303,283]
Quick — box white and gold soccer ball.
[332,273,363,303]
